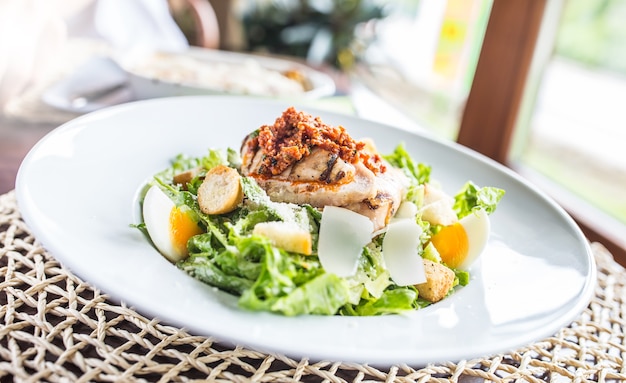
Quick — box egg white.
[457,209,490,270]
[143,185,187,262]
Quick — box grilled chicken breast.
[343,166,407,232]
[240,107,408,231]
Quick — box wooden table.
[0,116,58,195]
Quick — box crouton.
[420,183,458,226]
[421,200,458,226]
[253,221,313,255]
[415,259,455,303]
[173,167,201,189]
[197,165,243,215]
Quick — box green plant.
[241,0,388,69]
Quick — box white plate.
[16,96,596,365]
[42,48,335,114]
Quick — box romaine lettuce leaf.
[340,287,420,316]
[179,254,255,296]
[243,273,350,316]
[384,143,431,186]
[453,181,505,218]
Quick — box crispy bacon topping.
[247,107,385,176]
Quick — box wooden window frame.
[457,0,626,264]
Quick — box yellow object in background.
[433,0,491,92]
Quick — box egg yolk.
[429,222,469,269]
[169,206,203,256]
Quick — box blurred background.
[1,0,624,258]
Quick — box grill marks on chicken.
[344,166,407,232]
[241,107,408,231]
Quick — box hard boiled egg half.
[429,209,490,270]
[142,185,203,262]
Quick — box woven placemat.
[1,190,625,383]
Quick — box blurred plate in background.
[122,47,336,100]
[42,47,336,113]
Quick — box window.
[459,0,626,262]
[353,0,492,139]
[514,0,626,258]
[355,0,626,262]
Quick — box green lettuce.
[384,143,431,186]
[453,181,505,218]
[144,143,504,317]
